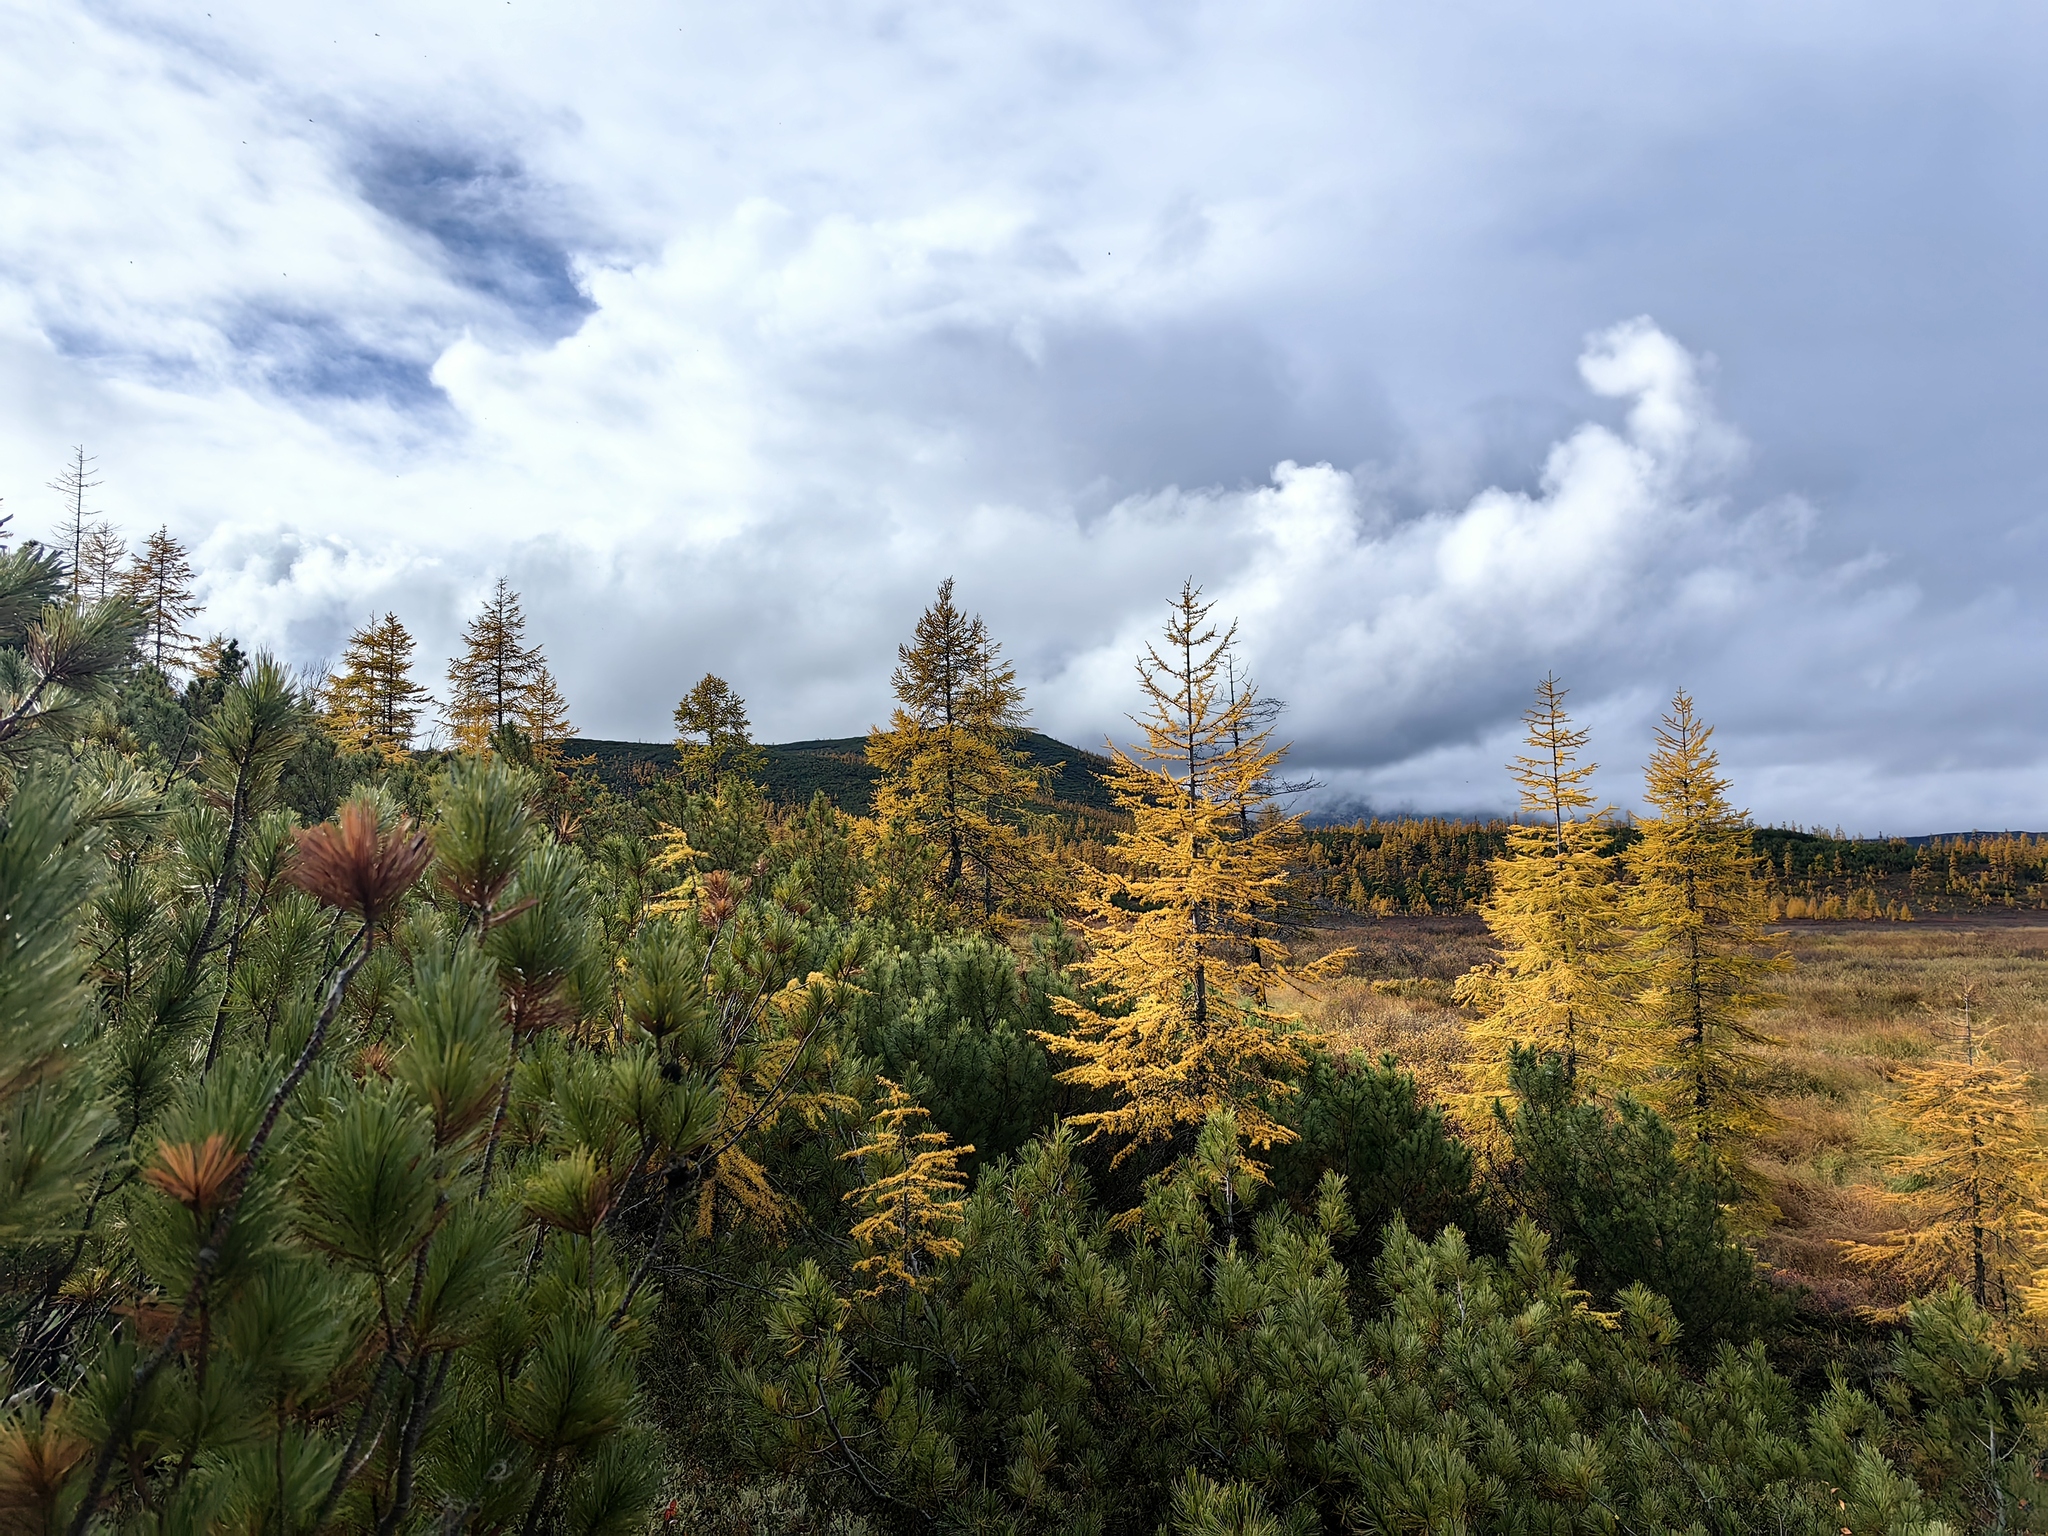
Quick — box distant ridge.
[565,731,1118,815]
[1760,827,2047,846]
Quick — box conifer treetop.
[672,672,763,787]
[888,577,1026,742]
[1044,583,1349,1161]
[1627,688,1786,1185]
[324,611,432,763]
[1131,579,1245,797]
[522,658,574,763]
[1640,690,1735,822]
[46,445,103,598]
[1511,672,1597,849]
[119,525,200,672]
[446,577,541,754]
[1465,674,1625,1096]
[77,523,126,606]
[866,578,1053,924]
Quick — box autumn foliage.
[0,522,2041,1536]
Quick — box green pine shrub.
[1268,1050,1478,1256]
[1495,1046,1788,1351]
[725,1109,1991,1535]
[839,926,1073,1169]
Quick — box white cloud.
[177,304,2031,833]
[3,1,2046,832]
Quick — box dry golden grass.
[1296,914,2048,1314]
[1746,919,2048,1309]
[1301,976,1475,1108]
[1297,912,1497,982]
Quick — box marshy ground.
[1298,912,2048,1313]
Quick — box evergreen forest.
[0,498,2044,1535]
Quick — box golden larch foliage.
[521,658,575,766]
[840,1079,973,1297]
[1463,675,1627,1098]
[1844,996,2046,1315]
[1625,689,1786,1186]
[866,578,1054,925]
[323,611,432,762]
[1040,581,1347,1161]
[690,970,861,1240]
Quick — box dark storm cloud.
[799,313,1400,515]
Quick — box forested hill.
[567,729,1118,813]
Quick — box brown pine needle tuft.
[142,1132,245,1214]
[287,796,431,926]
[0,1409,90,1520]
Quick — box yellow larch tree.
[688,965,862,1239]
[866,578,1053,925]
[672,672,766,788]
[1845,991,2046,1315]
[77,523,127,607]
[839,1079,973,1297]
[1462,674,1627,1097]
[1040,581,1345,1161]
[521,657,575,766]
[119,526,200,672]
[322,612,432,763]
[446,577,539,753]
[1626,689,1786,1184]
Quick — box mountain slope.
[566,730,1118,814]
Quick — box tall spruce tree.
[671,672,764,788]
[322,612,432,763]
[446,577,540,753]
[120,525,200,672]
[866,579,1050,923]
[1464,675,1626,1094]
[1627,689,1784,1183]
[1040,582,1344,1160]
[1845,991,2046,1313]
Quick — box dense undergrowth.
[0,554,2043,1534]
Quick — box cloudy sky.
[2,2,2044,830]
